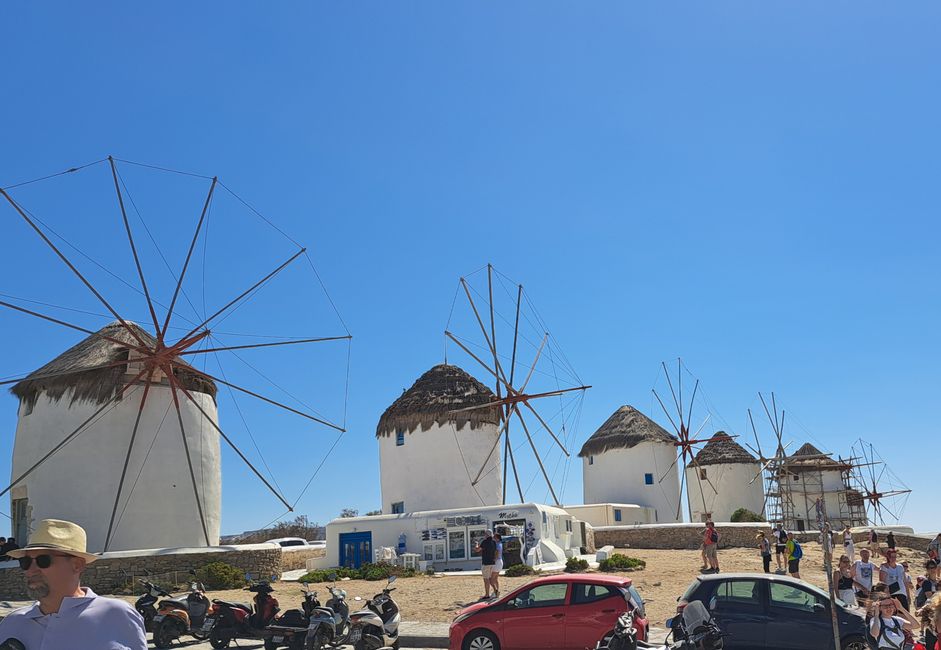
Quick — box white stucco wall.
[322,502,575,571]
[11,382,221,552]
[378,421,502,513]
[684,462,766,523]
[563,503,657,526]
[582,441,681,523]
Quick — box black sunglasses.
[18,554,65,570]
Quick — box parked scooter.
[263,582,322,650]
[303,574,352,650]
[206,578,280,648]
[595,601,723,650]
[152,579,213,648]
[134,577,172,632]
[348,576,401,650]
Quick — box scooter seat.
[213,599,253,613]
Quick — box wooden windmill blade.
[447,264,589,506]
[2,157,353,551]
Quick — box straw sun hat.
[7,519,99,563]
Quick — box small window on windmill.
[392,501,405,514]
[614,509,622,522]
[589,455,594,465]
[699,468,708,481]
[644,473,654,485]
[396,430,405,447]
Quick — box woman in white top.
[881,549,912,611]
[843,525,856,563]
[869,596,917,649]
[834,554,858,607]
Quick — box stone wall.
[594,523,769,550]
[594,524,934,554]
[0,545,283,600]
[281,546,326,571]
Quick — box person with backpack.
[916,560,939,609]
[785,531,803,578]
[869,596,917,649]
[870,529,882,559]
[701,521,720,574]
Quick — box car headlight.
[452,611,477,625]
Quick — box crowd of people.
[748,525,941,649]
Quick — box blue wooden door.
[339,532,372,568]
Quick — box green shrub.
[598,553,645,572]
[196,561,249,590]
[504,563,536,577]
[565,557,589,573]
[297,562,416,584]
[730,508,765,523]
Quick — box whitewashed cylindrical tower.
[685,432,765,523]
[376,364,501,513]
[579,405,681,524]
[10,322,221,552]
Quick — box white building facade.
[563,503,657,527]
[313,502,581,572]
[579,406,681,524]
[376,364,502,514]
[10,323,221,552]
[685,432,765,523]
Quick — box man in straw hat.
[0,519,146,649]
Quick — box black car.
[674,573,868,650]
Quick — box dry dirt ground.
[116,542,928,630]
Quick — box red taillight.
[676,600,688,614]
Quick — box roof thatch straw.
[577,405,677,458]
[375,364,499,438]
[784,442,848,471]
[11,321,216,411]
[690,431,757,467]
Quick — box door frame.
[339,531,372,569]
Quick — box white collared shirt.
[0,587,146,650]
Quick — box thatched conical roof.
[375,364,499,438]
[784,442,847,471]
[578,405,676,458]
[690,431,757,467]
[11,321,216,410]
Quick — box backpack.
[792,541,803,559]
[710,530,719,543]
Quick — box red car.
[449,573,648,650]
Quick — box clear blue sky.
[1,3,938,536]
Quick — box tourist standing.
[834,554,858,607]
[887,531,897,552]
[474,530,497,600]
[702,521,720,574]
[773,524,788,574]
[917,560,940,609]
[0,519,147,649]
[842,525,856,563]
[880,549,912,610]
[869,596,917,649]
[870,529,881,558]
[757,532,772,573]
[490,533,503,599]
[854,548,878,605]
[927,534,941,562]
[785,531,802,579]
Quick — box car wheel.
[462,629,500,650]
[841,635,868,650]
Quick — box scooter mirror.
[388,575,397,584]
[328,573,337,582]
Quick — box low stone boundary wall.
[281,546,326,571]
[0,544,283,600]
[593,523,769,550]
